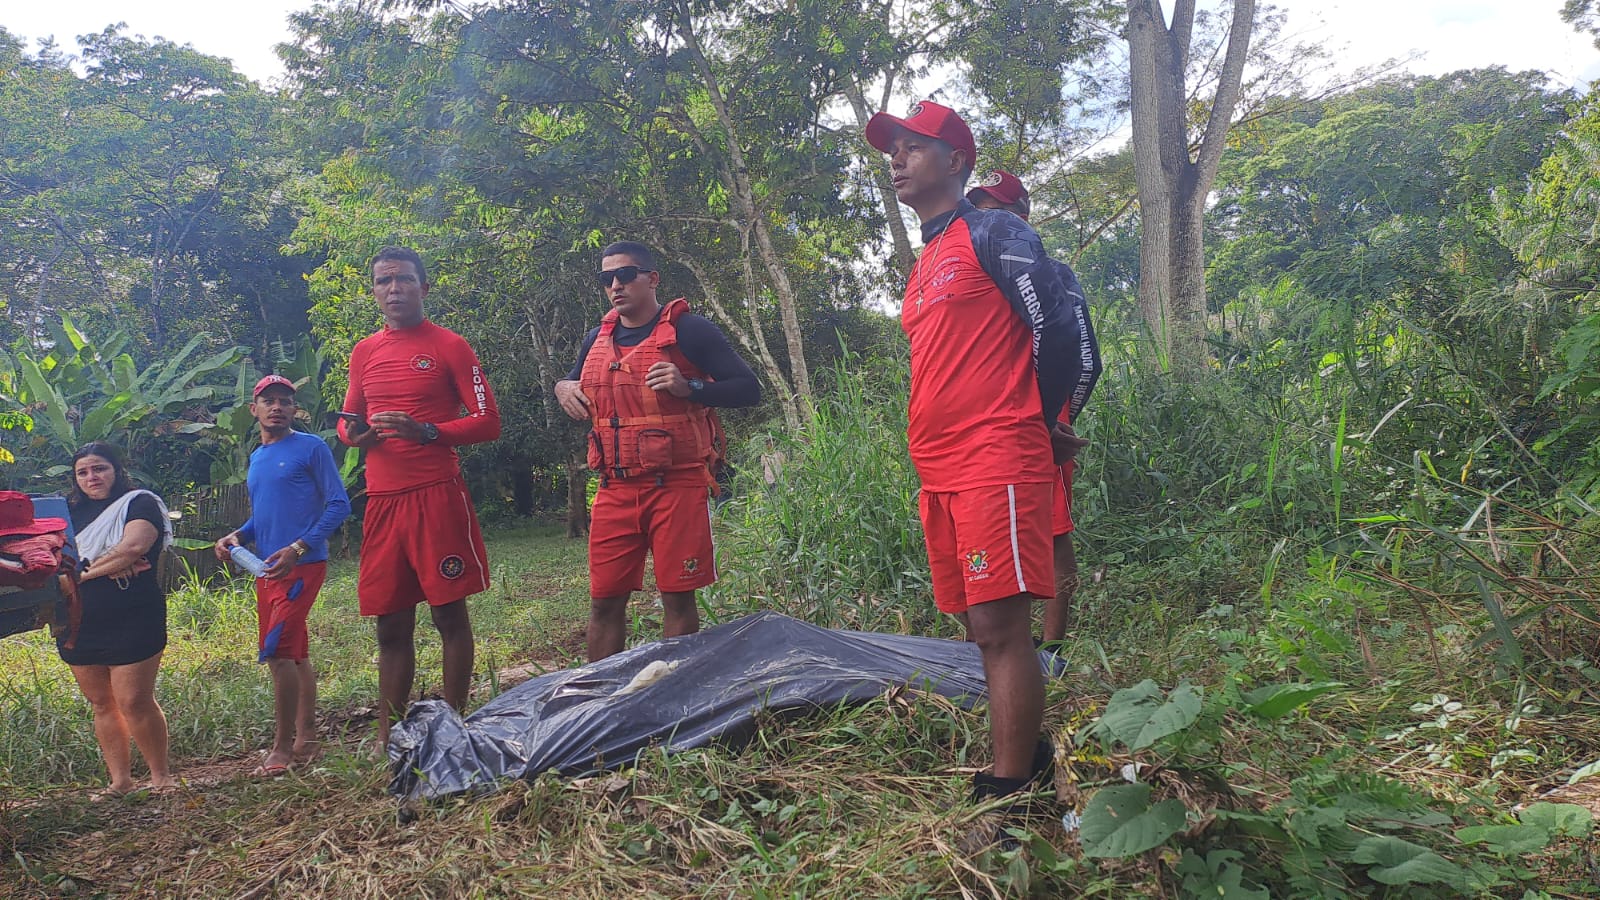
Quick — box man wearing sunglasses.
[554,240,760,662]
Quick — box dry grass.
[5,523,1600,898]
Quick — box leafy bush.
[1068,678,1596,897]
[706,354,943,635]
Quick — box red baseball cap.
[0,490,68,539]
[253,375,296,398]
[967,170,1030,213]
[865,100,977,168]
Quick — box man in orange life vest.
[554,241,760,662]
[866,101,1085,812]
[967,170,1103,645]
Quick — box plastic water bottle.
[229,545,269,578]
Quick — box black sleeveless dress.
[56,492,168,667]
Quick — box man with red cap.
[337,245,501,748]
[554,240,760,662]
[968,170,1103,645]
[215,374,350,775]
[865,101,1085,827]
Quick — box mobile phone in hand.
[333,411,369,434]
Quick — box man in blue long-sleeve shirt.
[215,375,350,775]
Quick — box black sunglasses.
[596,266,654,288]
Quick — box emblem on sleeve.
[439,555,465,579]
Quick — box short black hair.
[601,241,657,271]
[68,442,137,507]
[371,246,428,286]
[927,136,973,187]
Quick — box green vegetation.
[0,524,588,789]
[3,0,1600,895]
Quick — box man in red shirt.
[866,102,1084,821]
[967,170,1103,645]
[554,241,760,662]
[338,246,501,747]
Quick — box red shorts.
[256,561,327,661]
[358,476,489,616]
[919,482,1053,614]
[1050,460,1076,536]
[589,479,716,598]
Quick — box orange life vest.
[580,298,723,484]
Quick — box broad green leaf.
[183,346,248,383]
[1241,681,1344,719]
[148,332,208,392]
[1518,803,1593,838]
[1094,680,1202,750]
[169,538,217,552]
[1078,783,1187,858]
[1175,849,1270,899]
[1453,823,1551,856]
[112,354,137,392]
[1092,680,1162,745]
[1568,758,1600,785]
[78,391,136,442]
[1351,836,1464,886]
[17,354,74,445]
[59,313,90,352]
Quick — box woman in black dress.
[58,442,176,794]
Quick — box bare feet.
[92,782,137,801]
[258,749,295,773]
[292,740,322,766]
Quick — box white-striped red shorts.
[918,482,1053,614]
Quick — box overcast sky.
[4,0,1598,90]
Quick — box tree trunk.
[672,0,813,416]
[565,451,589,539]
[1126,0,1255,379]
[678,250,803,431]
[511,455,535,518]
[844,76,915,277]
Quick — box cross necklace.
[915,217,954,311]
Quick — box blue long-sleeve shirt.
[236,431,351,564]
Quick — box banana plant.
[1,313,246,476]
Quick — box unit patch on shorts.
[682,557,700,575]
[963,549,989,578]
[439,554,465,579]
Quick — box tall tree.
[1126,0,1255,376]
[0,27,311,358]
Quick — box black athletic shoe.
[960,737,1057,853]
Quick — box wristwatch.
[289,540,309,557]
[687,378,705,395]
[420,422,440,444]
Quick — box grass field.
[1,523,1596,898]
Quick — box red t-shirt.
[339,320,501,495]
[901,216,1053,493]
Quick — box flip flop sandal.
[251,763,291,779]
